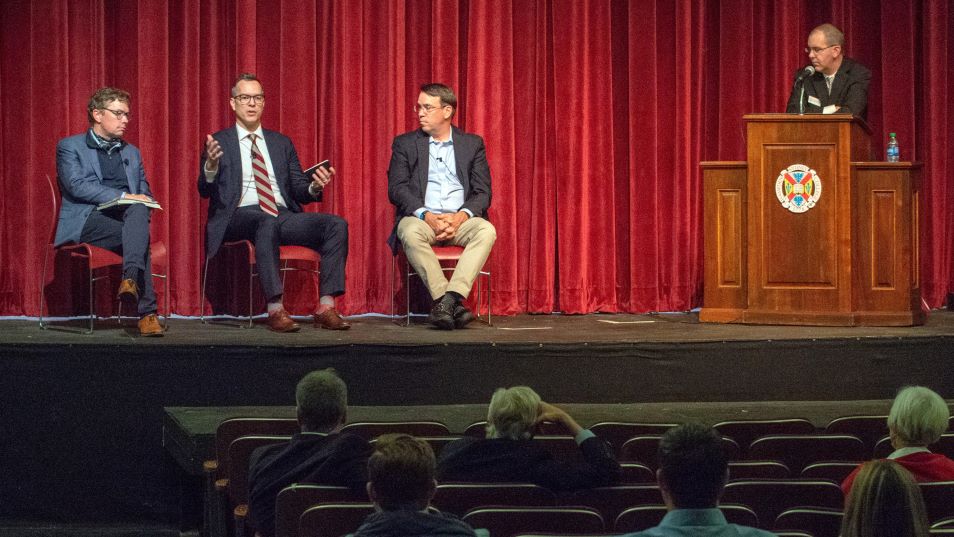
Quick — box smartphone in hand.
[303,160,332,177]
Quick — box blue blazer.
[197,126,319,258]
[54,132,152,246]
[386,126,492,253]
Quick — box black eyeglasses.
[233,94,265,105]
[101,108,131,120]
[413,104,446,114]
[805,45,835,55]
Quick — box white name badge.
[807,95,821,107]
[822,105,838,114]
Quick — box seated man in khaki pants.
[387,83,496,330]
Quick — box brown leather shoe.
[266,308,300,332]
[117,278,139,301]
[138,313,164,337]
[313,308,351,330]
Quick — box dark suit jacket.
[435,435,621,492]
[785,57,871,120]
[197,126,321,258]
[247,432,372,537]
[55,132,153,246]
[386,126,492,252]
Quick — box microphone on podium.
[795,65,816,82]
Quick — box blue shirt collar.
[660,508,728,528]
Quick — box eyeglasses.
[101,108,131,120]
[233,94,265,105]
[413,103,446,114]
[805,45,835,55]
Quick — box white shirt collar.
[235,122,265,141]
[888,446,931,459]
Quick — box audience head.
[840,460,929,537]
[366,434,436,511]
[888,385,949,448]
[656,423,728,509]
[295,368,347,432]
[486,386,542,440]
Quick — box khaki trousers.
[396,216,496,299]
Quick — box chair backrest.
[921,481,954,525]
[619,462,655,484]
[620,435,740,468]
[935,434,954,460]
[825,415,889,451]
[728,460,791,479]
[799,462,859,483]
[873,436,893,459]
[432,483,558,516]
[774,507,843,537]
[226,435,291,504]
[613,505,667,533]
[340,421,451,440]
[298,502,374,537]
[275,484,368,537]
[368,435,462,457]
[747,434,866,473]
[463,506,605,536]
[464,421,488,438]
[588,422,679,454]
[713,419,817,454]
[721,480,844,529]
[562,485,662,523]
[213,418,299,474]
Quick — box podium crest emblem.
[775,164,822,213]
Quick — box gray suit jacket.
[54,132,152,246]
[386,126,492,252]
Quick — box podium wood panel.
[701,114,922,326]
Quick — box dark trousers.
[80,203,157,315]
[223,206,348,302]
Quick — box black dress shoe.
[453,304,475,328]
[428,298,456,330]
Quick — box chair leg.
[39,247,50,330]
[405,267,412,327]
[245,258,254,329]
[200,258,210,323]
[487,271,492,326]
[86,263,95,334]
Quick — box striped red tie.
[249,134,279,217]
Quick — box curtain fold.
[2,0,951,318]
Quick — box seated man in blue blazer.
[55,87,163,336]
[199,73,350,333]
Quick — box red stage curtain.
[2,0,951,317]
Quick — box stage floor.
[6,310,954,346]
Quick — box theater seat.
[774,507,843,537]
[298,502,374,537]
[747,434,866,473]
[721,479,843,529]
[463,506,605,536]
[431,483,557,517]
[275,484,367,537]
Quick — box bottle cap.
[889,132,896,137]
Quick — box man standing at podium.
[785,23,871,120]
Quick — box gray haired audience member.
[620,423,774,537]
[842,385,954,493]
[247,369,372,537]
[840,460,929,537]
[351,434,485,537]
[436,386,620,490]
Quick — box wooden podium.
[700,114,924,326]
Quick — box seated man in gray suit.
[387,83,496,330]
[55,87,163,336]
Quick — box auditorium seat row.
[202,417,954,537]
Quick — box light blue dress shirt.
[621,508,776,537]
[414,131,473,219]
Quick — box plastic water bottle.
[886,132,900,162]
